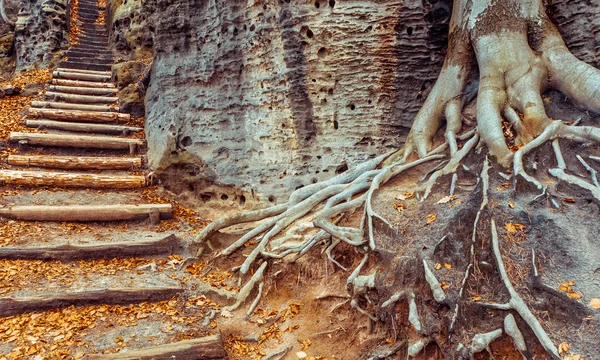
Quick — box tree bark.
[31,101,120,113]
[7,154,143,170]
[0,204,173,221]
[0,235,179,260]
[28,108,130,122]
[0,287,183,317]
[9,132,145,150]
[52,79,116,88]
[45,91,118,104]
[26,119,142,135]
[83,335,228,360]
[47,85,118,96]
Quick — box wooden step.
[0,170,148,189]
[83,335,228,360]
[0,235,177,260]
[59,61,111,72]
[8,154,143,170]
[26,119,141,134]
[45,91,118,104]
[32,100,119,112]
[66,51,112,59]
[56,67,111,75]
[0,287,182,317]
[53,70,110,82]
[0,204,172,222]
[48,85,118,96]
[29,108,129,122]
[65,57,113,65]
[9,132,144,150]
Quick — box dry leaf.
[589,298,600,309]
[434,263,442,270]
[426,214,437,224]
[472,295,482,302]
[386,339,394,344]
[444,263,452,270]
[558,342,570,354]
[508,201,514,209]
[567,292,582,300]
[393,203,406,212]
[505,222,526,233]
[436,195,457,204]
[563,197,576,203]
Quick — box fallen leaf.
[508,201,514,209]
[589,298,600,309]
[558,342,570,354]
[434,263,442,270]
[385,339,393,344]
[395,193,406,201]
[296,351,308,359]
[436,195,457,204]
[505,222,525,234]
[393,203,406,212]
[567,292,582,300]
[444,263,452,270]
[568,280,575,286]
[563,197,576,203]
[426,214,437,225]
[472,295,482,302]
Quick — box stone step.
[0,204,172,222]
[8,132,145,151]
[0,235,176,260]
[0,287,182,317]
[58,61,112,72]
[53,70,111,82]
[26,119,141,135]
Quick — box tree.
[197,0,600,358]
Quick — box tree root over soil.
[195,0,600,358]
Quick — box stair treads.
[59,62,112,72]
[26,119,141,134]
[29,108,129,122]
[32,100,119,112]
[9,132,145,150]
[0,170,148,189]
[8,154,143,170]
[53,70,111,82]
[56,67,111,75]
[45,91,118,104]
[0,204,172,222]
[48,85,117,96]
[0,235,178,260]
[0,287,182,317]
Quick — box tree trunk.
[28,108,130,122]
[7,154,143,170]
[0,204,173,221]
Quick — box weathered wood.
[31,101,119,112]
[0,287,183,317]
[9,132,145,150]
[48,85,118,96]
[0,235,179,260]
[45,91,118,104]
[0,170,148,189]
[7,154,143,170]
[52,79,116,88]
[56,67,111,76]
[28,108,130,122]
[53,71,110,82]
[26,119,142,135]
[0,204,173,222]
[83,335,228,360]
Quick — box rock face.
[143,0,452,208]
[14,0,70,72]
[106,0,151,61]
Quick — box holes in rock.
[295,184,304,190]
[328,88,334,95]
[200,193,213,202]
[368,99,372,104]
[333,120,339,129]
[233,27,239,36]
[315,1,320,8]
[336,162,348,174]
[365,25,373,32]
[349,104,356,110]
[250,24,256,31]
[306,28,314,38]
[329,0,335,7]
[239,195,246,206]
[181,136,192,147]
[268,195,276,203]
[317,47,327,58]
[406,26,413,36]
[311,178,318,184]
[221,194,229,200]
[312,79,317,82]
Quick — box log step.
[67,51,113,59]
[29,108,129,122]
[83,335,228,360]
[26,119,141,134]
[0,235,177,260]
[0,170,148,189]
[32,101,119,112]
[9,132,144,150]
[8,154,143,170]
[0,287,182,317]
[58,62,112,72]
[56,67,111,75]
[45,91,118,104]
[48,85,118,96]
[53,70,111,82]
[66,57,113,65]
[51,79,115,88]
[0,204,172,222]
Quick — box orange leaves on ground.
[393,202,406,212]
[426,213,436,225]
[590,298,600,309]
[558,280,583,300]
[0,68,52,89]
[558,342,570,354]
[563,197,576,203]
[505,222,525,234]
[141,187,208,234]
